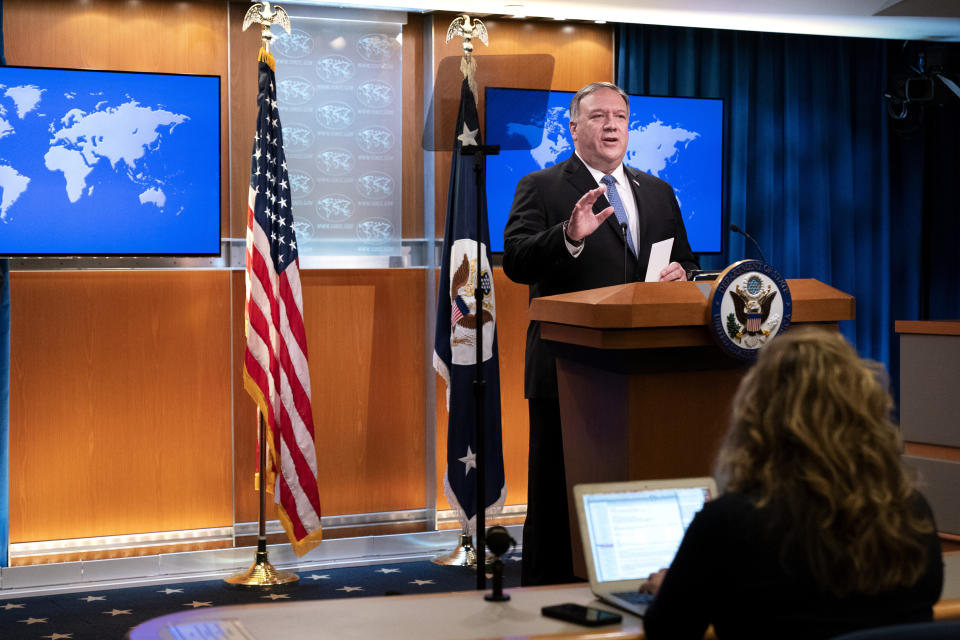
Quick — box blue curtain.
[616,24,959,396]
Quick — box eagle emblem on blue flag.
[449,241,496,358]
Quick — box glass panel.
[271,9,405,261]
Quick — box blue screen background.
[0,66,220,255]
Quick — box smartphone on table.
[541,603,623,627]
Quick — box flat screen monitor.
[484,87,723,254]
[0,65,221,256]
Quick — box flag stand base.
[224,550,299,589]
[433,533,493,568]
[432,533,478,567]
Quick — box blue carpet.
[0,555,522,639]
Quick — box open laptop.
[573,477,717,616]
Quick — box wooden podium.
[529,278,855,577]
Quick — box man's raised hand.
[565,185,614,243]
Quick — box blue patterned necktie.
[601,174,636,256]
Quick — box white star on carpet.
[261,593,290,600]
[3,602,25,610]
[184,601,212,608]
[457,123,478,147]
[103,609,132,616]
[409,579,434,586]
[337,586,363,592]
[43,634,73,640]
[459,446,477,475]
[375,568,400,574]
[157,588,184,594]
[19,617,48,624]
[79,595,106,602]
[307,574,330,580]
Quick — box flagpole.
[473,150,486,590]
[461,141,499,589]
[225,410,299,588]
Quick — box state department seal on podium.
[708,260,792,360]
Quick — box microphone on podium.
[730,223,768,265]
[620,222,629,284]
[484,525,515,602]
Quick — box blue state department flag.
[433,78,506,532]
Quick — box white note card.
[644,237,674,282]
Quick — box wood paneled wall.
[232,269,428,522]
[228,0,261,239]
[402,14,426,238]
[9,271,233,541]
[5,0,615,547]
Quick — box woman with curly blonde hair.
[641,328,943,640]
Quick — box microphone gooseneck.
[620,222,629,284]
[730,223,768,265]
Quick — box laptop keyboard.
[612,591,655,606]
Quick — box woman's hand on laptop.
[639,568,668,596]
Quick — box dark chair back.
[831,620,960,640]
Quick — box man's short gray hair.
[569,82,630,120]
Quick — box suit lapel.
[562,156,634,255]
[562,156,603,210]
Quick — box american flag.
[451,295,469,328]
[243,49,322,556]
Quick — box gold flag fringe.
[461,55,478,102]
[259,47,276,72]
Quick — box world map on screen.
[0,67,220,255]
[0,95,187,217]
[485,89,723,253]
[513,104,699,180]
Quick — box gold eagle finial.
[242,2,292,53]
[445,14,488,56]
[445,15,489,100]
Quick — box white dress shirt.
[564,152,640,257]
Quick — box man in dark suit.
[503,82,699,586]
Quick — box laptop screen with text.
[582,487,710,583]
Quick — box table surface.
[129,583,644,640]
[130,554,960,640]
